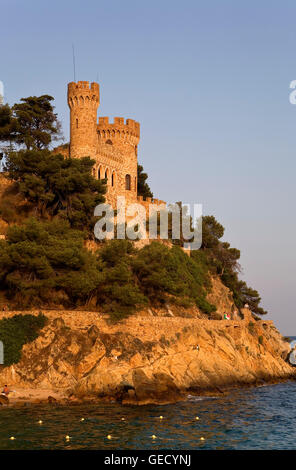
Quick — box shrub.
[96,240,147,321]
[201,215,267,316]
[132,242,216,314]
[0,218,101,307]
[5,150,106,234]
[0,313,47,366]
[248,321,256,335]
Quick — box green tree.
[221,270,267,316]
[5,150,106,233]
[201,215,267,315]
[96,240,147,321]
[0,314,47,366]
[137,164,153,198]
[202,215,224,249]
[0,104,15,143]
[0,218,101,307]
[0,95,62,150]
[132,242,215,313]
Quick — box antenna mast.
[72,44,76,82]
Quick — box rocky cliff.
[0,307,294,405]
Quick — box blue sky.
[1,0,295,333]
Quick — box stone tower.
[67,80,140,206]
[67,81,100,159]
[65,80,166,213]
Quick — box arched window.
[98,167,101,179]
[76,118,79,129]
[125,174,131,190]
[92,168,95,177]
[105,139,113,145]
[112,172,115,187]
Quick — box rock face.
[0,308,294,405]
[0,394,9,405]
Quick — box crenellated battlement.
[137,196,166,210]
[68,81,100,93]
[67,81,100,108]
[97,116,140,139]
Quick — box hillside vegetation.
[0,94,266,320]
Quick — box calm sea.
[0,382,295,450]
[0,337,295,450]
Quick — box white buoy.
[195,416,200,420]
[80,418,85,422]
[151,435,157,439]
[107,435,112,440]
[10,436,15,440]
[159,416,164,420]
[65,435,70,441]
[38,420,43,424]
[200,437,205,441]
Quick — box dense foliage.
[201,215,267,315]
[0,218,100,307]
[96,240,147,321]
[0,95,61,150]
[0,313,47,366]
[132,242,215,313]
[137,164,153,198]
[4,149,106,233]
[0,223,215,319]
[0,93,267,320]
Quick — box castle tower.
[67,81,100,159]
[96,116,140,204]
[67,80,144,206]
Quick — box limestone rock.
[0,307,294,405]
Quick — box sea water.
[0,381,295,450]
[0,338,295,450]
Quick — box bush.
[248,321,255,335]
[5,150,106,234]
[0,218,101,307]
[201,215,267,316]
[0,223,220,319]
[132,242,216,314]
[0,313,47,366]
[96,240,147,321]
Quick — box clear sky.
[1,0,295,333]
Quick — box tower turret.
[67,81,100,158]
